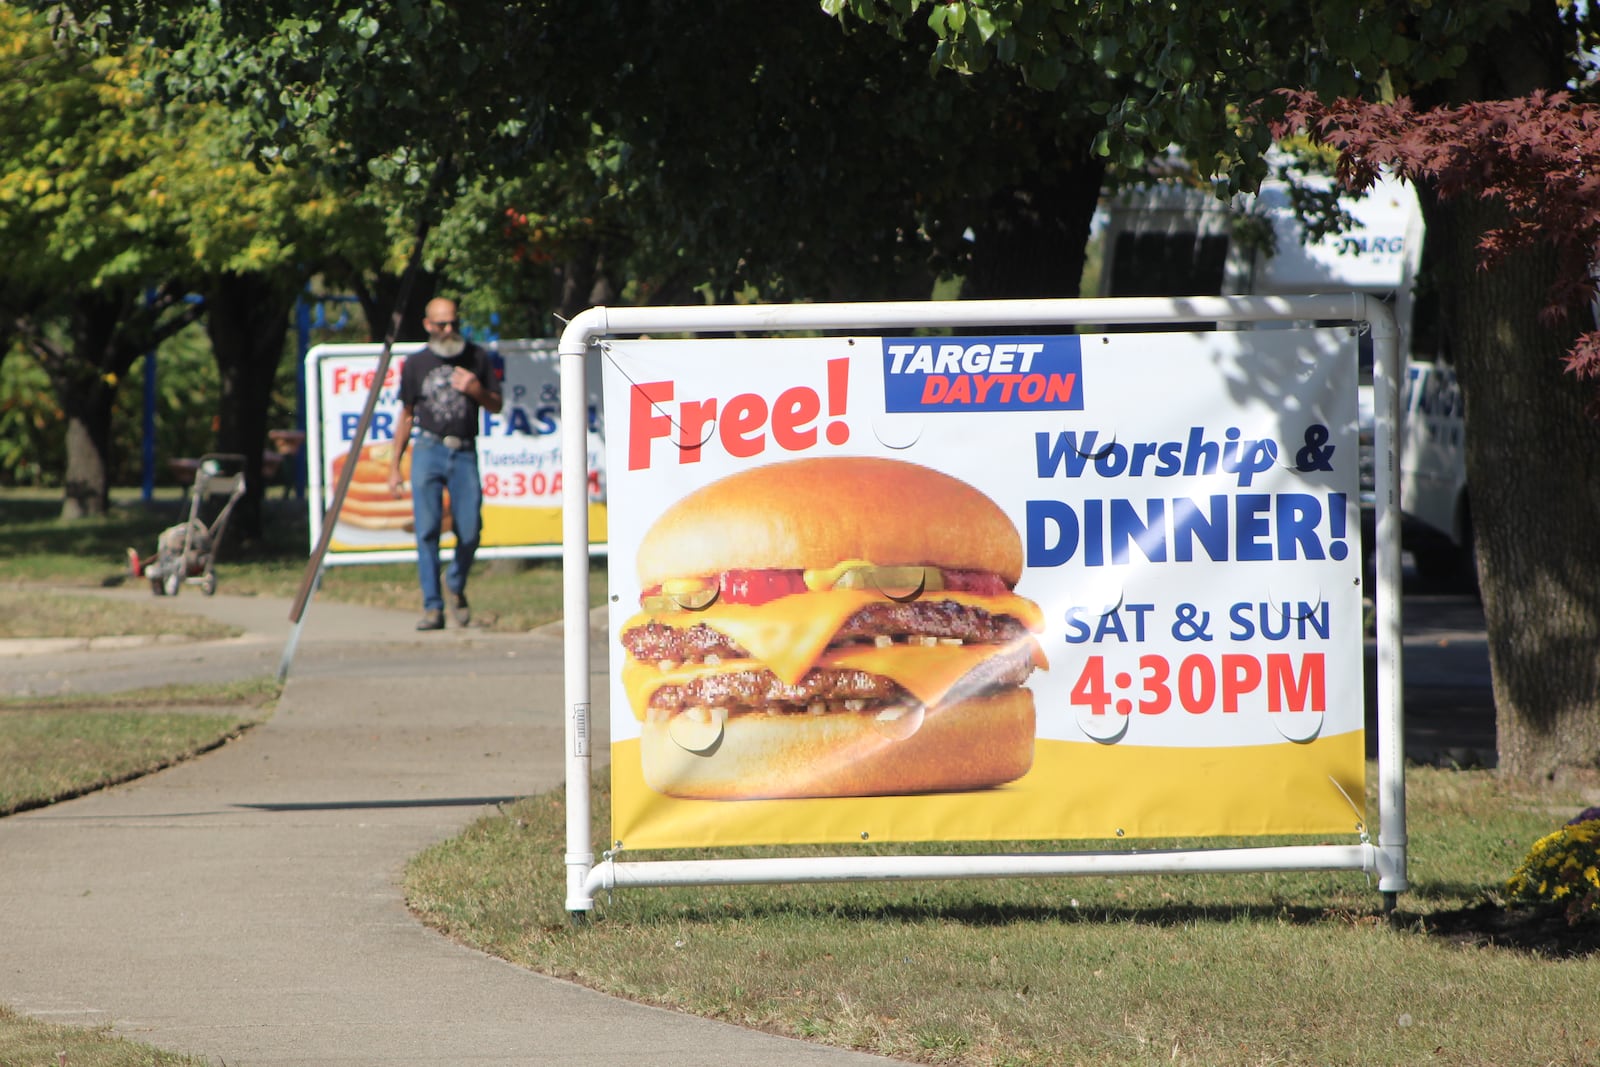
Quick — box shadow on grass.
[593,871,1599,958]
[1414,900,1600,959]
[0,499,178,564]
[707,897,1376,928]
[0,494,311,579]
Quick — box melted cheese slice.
[621,589,1043,686]
[824,636,1046,705]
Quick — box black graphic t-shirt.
[399,344,497,440]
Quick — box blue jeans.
[409,437,483,612]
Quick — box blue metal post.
[293,297,312,498]
[141,348,157,503]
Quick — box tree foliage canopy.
[46,0,581,187]
[824,0,1560,191]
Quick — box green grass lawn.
[406,768,1600,1066]
[0,678,278,816]
[6,486,1600,1066]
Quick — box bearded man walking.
[386,297,504,630]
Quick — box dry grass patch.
[0,587,238,641]
[0,1005,206,1067]
[0,678,277,816]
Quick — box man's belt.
[416,429,475,451]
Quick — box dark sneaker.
[416,609,445,631]
[450,590,471,627]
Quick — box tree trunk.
[1402,2,1600,780]
[52,292,131,519]
[58,378,117,519]
[356,270,436,343]
[1418,189,1600,780]
[23,284,201,518]
[555,248,616,326]
[962,148,1105,301]
[207,271,298,544]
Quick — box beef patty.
[621,598,1031,666]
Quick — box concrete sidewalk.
[0,589,893,1066]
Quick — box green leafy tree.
[0,6,202,516]
[0,348,63,487]
[154,106,384,540]
[3,4,412,531]
[46,0,1115,332]
[824,1,1509,189]
[409,2,1115,334]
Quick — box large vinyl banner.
[305,340,607,560]
[601,330,1366,849]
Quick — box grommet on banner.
[1258,586,1328,632]
[1271,706,1324,743]
[870,415,921,449]
[1076,698,1131,744]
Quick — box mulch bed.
[1423,901,1600,958]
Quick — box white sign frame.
[556,296,1406,915]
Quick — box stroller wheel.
[162,569,182,597]
[201,572,217,596]
[150,576,166,596]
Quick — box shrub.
[1506,815,1600,923]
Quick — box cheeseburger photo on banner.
[602,330,1366,850]
[618,455,1046,802]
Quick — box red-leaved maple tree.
[1274,86,1600,781]
[1275,88,1600,400]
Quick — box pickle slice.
[832,564,944,601]
[642,577,719,612]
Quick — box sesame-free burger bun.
[636,456,1023,587]
[640,688,1035,800]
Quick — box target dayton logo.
[881,336,1084,412]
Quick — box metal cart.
[131,454,248,597]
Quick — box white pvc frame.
[557,295,1405,915]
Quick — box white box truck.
[1095,172,1472,584]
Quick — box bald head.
[424,298,458,329]
[422,298,465,356]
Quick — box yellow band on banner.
[326,503,607,554]
[480,501,608,548]
[609,731,1367,849]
